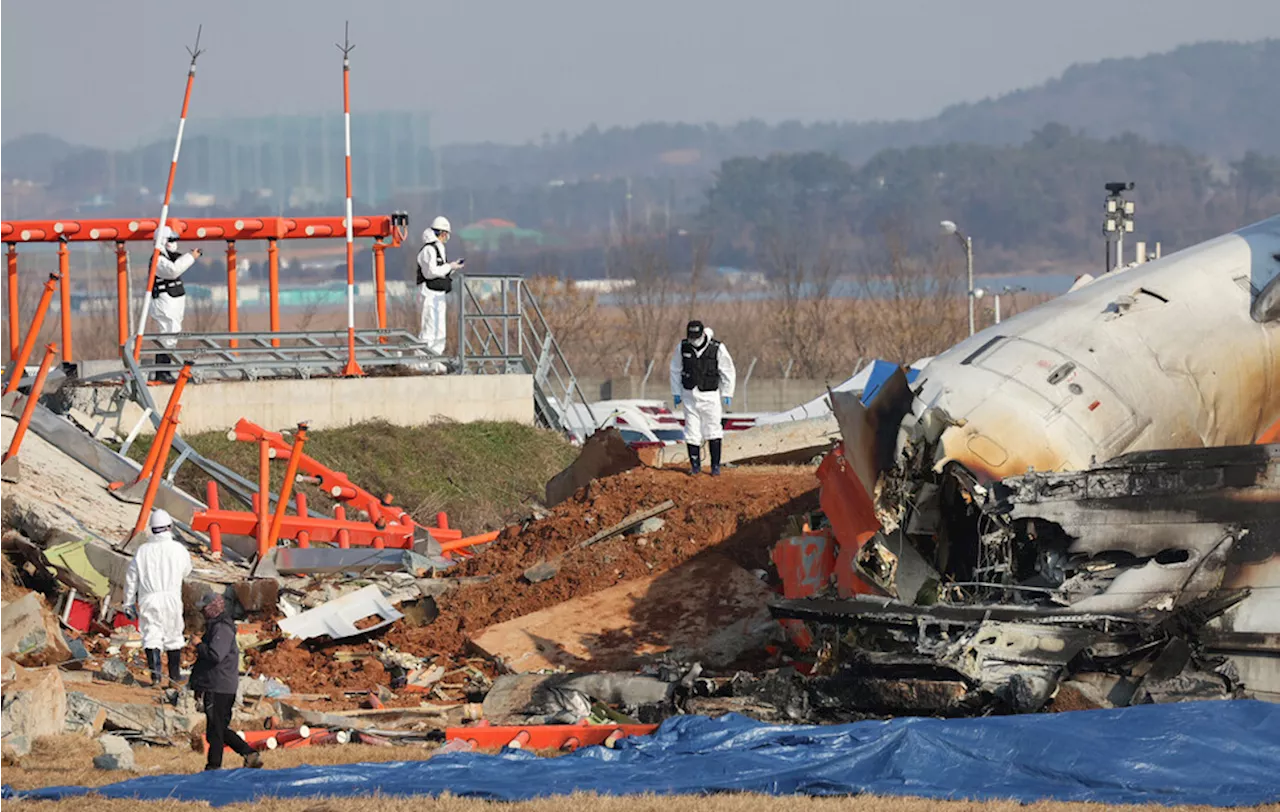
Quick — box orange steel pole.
[335,505,350,549]
[2,344,58,465]
[438,530,501,554]
[294,493,310,548]
[206,480,223,559]
[57,239,72,363]
[115,242,129,349]
[225,241,239,349]
[134,28,204,361]
[257,437,270,559]
[129,403,182,541]
[267,238,280,348]
[265,422,308,551]
[338,24,363,376]
[6,244,18,360]
[4,274,59,395]
[373,239,387,344]
[127,362,192,485]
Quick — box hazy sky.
[3,0,1278,149]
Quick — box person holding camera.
[151,225,202,383]
[416,215,465,374]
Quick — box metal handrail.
[455,274,596,439]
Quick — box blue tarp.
[6,701,1279,806]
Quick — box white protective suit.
[416,234,454,368]
[669,328,737,445]
[151,249,197,349]
[123,529,193,651]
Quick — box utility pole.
[625,176,632,238]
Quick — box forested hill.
[440,40,1279,187]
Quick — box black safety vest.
[681,339,721,392]
[152,251,188,298]
[417,243,452,291]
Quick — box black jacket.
[190,610,240,695]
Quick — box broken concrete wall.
[1,666,67,756]
[482,673,675,725]
[1,592,72,666]
[545,428,642,507]
[652,415,840,468]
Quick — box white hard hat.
[150,508,173,533]
[430,216,452,233]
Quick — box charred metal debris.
[770,440,1279,716]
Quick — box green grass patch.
[126,420,577,534]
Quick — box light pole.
[1103,182,1135,272]
[940,220,975,336]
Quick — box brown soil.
[353,614,385,631]
[248,466,818,696]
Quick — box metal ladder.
[455,274,596,441]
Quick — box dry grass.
[1,734,442,790]
[1,553,28,601]
[123,420,577,533]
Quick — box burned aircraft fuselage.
[809,215,1280,708]
[900,215,1280,487]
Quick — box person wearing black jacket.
[190,593,262,771]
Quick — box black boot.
[710,439,723,476]
[166,650,184,686]
[687,444,702,475]
[145,648,163,687]
[154,353,176,384]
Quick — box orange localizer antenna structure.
[339,22,363,377]
[133,26,204,362]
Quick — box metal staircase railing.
[455,274,596,441]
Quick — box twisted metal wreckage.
[771,214,1280,715]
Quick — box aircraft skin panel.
[907,214,1280,481]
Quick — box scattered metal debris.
[277,585,405,641]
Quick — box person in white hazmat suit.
[416,216,465,374]
[123,508,193,687]
[670,320,736,476]
[150,226,201,383]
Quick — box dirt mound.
[431,466,818,635]
[249,466,819,695]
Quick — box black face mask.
[687,321,705,343]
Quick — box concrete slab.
[471,553,778,673]
[653,415,840,469]
[66,374,535,436]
